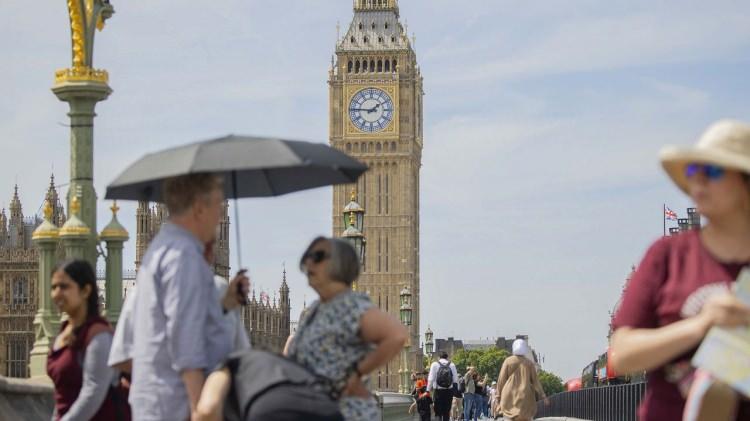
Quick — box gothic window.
[355,60,360,73]
[391,36,396,43]
[370,60,375,71]
[385,22,389,29]
[377,174,382,215]
[347,61,353,73]
[358,22,363,30]
[12,278,28,307]
[369,142,374,152]
[376,142,382,152]
[385,60,390,72]
[378,37,383,44]
[385,233,389,272]
[377,233,381,272]
[390,141,396,151]
[392,59,397,71]
[377,60,383,72]
[371,22,376,30]
[6,336,29,378]
[361,172,367,223]
[385,173,389,215]
[364,36,369,44]
[363,60,368,72]
[350,36,355,43]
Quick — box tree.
[451,348,509,381]
[538,370,565,396]
[478,348,510,381]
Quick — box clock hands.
[349,103,381,113]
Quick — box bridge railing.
[375,391,417,421]
[535,382,646,421]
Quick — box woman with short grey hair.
[286,236,408,420]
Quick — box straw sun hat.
[660,119,750,194]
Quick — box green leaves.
[538,370,565,396]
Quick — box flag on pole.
[665,206,678,221]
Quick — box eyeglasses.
[685,163,725,180]
[302,250,330,264]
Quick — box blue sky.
[1,1,750,380]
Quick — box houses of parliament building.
[0,185,290,377]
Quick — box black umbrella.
[105,134,367,269]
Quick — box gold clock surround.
[344,84,399,138]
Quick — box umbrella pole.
[232,171,243,270]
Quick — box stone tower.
[330,0,423,391]
[135,201,230,278]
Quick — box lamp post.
[399,285,413,394]
[341,190,366,289]
[425,325,434,361]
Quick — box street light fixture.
[341,190,366,266]
[425,326,434,359]
[399,285,413,393]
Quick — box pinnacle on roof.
[9,185,21,209]
[281,264,289,291]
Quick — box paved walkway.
[535,418,591,421]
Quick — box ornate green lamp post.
[31,1,118,377]
[342,190,366,290]
[100,201,129,325]
[52,0,115,266]
[425,325,434,361]
[29,202,61,379]
[399,285,413,394]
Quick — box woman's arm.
[342,308,407,397]
[195,368,232,421]
[611,292,750,374]
[60,332,116,421]
[355,308,408,376]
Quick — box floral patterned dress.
[287,290,380,421]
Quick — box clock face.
[348,88,394,133]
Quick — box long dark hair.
[52,259,100,320]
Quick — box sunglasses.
[302,249,330,264]
[685,163,725,180]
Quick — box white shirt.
[427,358,458,390]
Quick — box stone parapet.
[0,375,53,421]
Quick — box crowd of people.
[409,339,547,421]
[41,119,750,420]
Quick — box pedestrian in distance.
[121,173,249,420]
[428,352,459,421]
[47,259,130,421]
[450,374,464,421]
[462,366,479,421]
[610,119,750,421]
[495,339,547,421]
[409,383,434,421]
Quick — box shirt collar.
[161,222,205,254]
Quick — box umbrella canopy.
[105,135,367,202]
[105,134,367,273]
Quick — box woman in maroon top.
[610,120,750,420]
[47,260,124,421]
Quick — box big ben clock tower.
[330,0,423,391]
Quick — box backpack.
[457,377,466,394]
[436,361,453,388]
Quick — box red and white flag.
[665,206,678,221]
